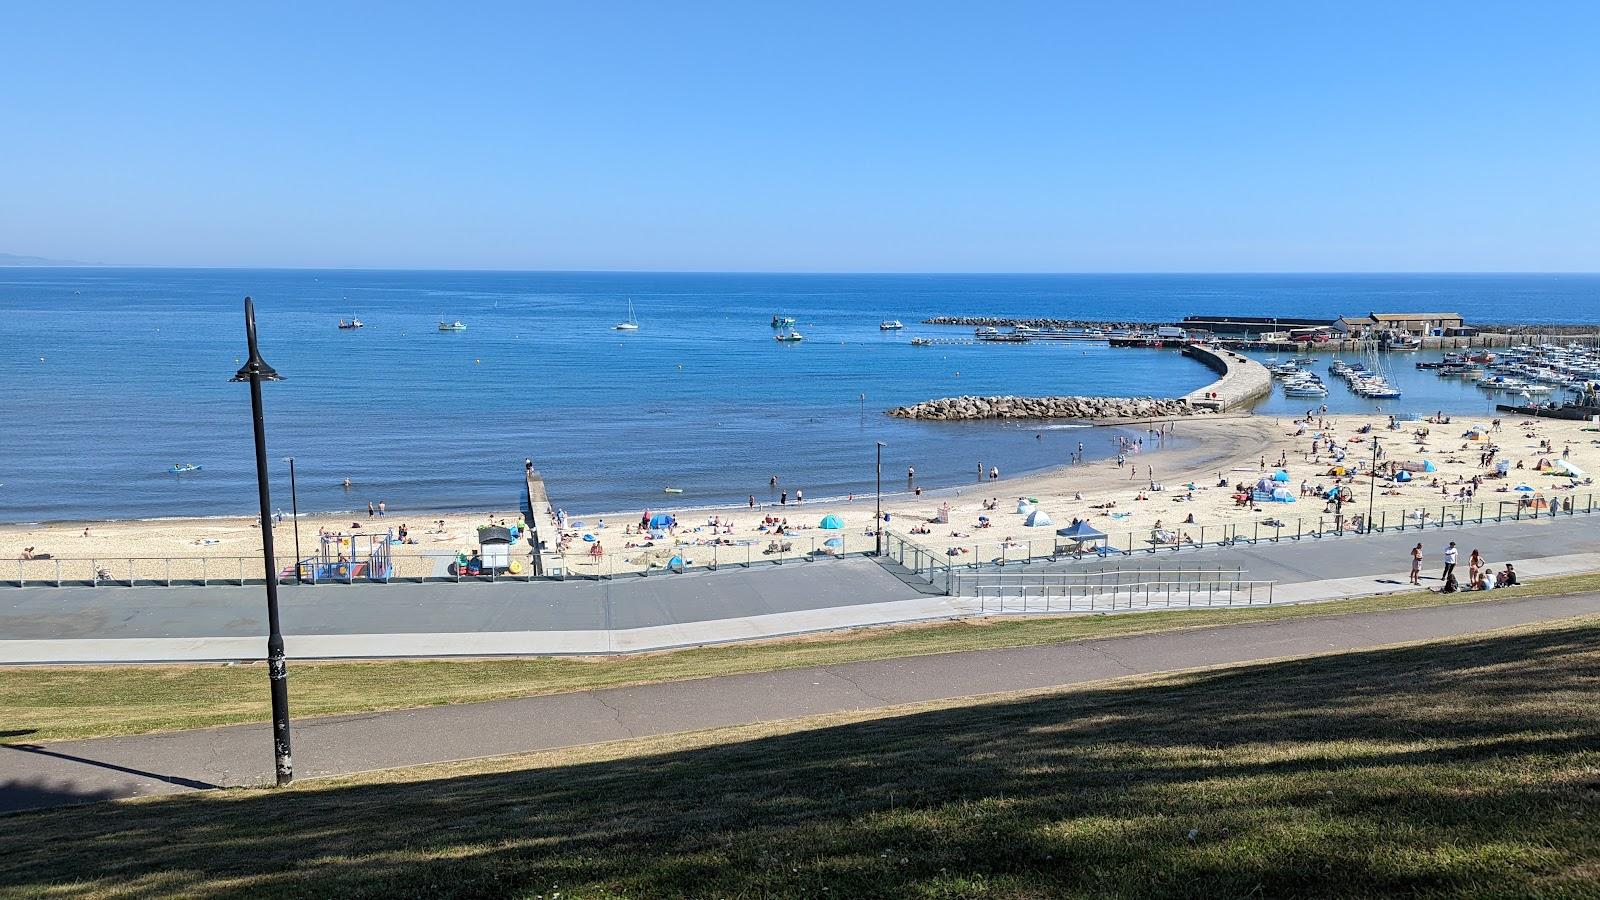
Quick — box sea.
[2,270,1597,523]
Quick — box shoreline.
[7,409,1594,577]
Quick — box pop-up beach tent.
[1270,487,1297,502]
[1273,470,1291,482]
[819,514,843,529]
[1016,498,1035,514]
[648,513,677,528]
[1395,470,1413,482]
[1023,508,1054,527]
[1055,520,1107,543]
[1423,460,1438,472]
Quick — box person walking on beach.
[989,465,999,481]
[748,495,755,509]
[780,491,788,505]
[378,500,386,517]
[367,501,375,518]
[1441,541,1458,583]
[1410,543,1423,585]
[795,489,804,503]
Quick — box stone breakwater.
[887,395,1206,421]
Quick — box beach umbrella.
[648,512,676,528]
[1023,508,1053,527]
[1514,484,1534,492]
[1273,470,1291,482]
[819,514,843,529]
[1055,520,1107,541]
[1556,459,1586,478]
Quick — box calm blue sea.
[2,270,1597,522]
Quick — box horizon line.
[5,264,1600,277]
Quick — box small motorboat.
[438,320,467,332]
[910,337,933,346]
[170,464,202,474]
[879,320,904,330]
[338,318,364,329]
[774,330,805,343]
[663,487,684,494]
[771,314,796,328]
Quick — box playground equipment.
[298,530,394,583]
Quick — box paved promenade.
[3,591,1595,813]
[1,515,1595,662]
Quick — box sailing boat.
[614,299,640,331]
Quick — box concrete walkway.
[3,591,1596,813]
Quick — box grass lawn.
[1,616,1596,898]
[5,572,1600,743]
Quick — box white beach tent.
[1016,498,1036,514]
[1023,508,1054,527]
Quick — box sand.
[6,412,1597,580]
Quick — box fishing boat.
[614,299,640,331]
[774,330,805,343]
[974,326,999,336]
[437,320,467,332]
[771,314,796,328]
[169,463,201,474]
[338,317,364,329]
[879,320,904,330]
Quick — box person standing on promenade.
[1442,541,1458,583]
[1410,543,1423,585]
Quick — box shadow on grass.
[1,622,1596,898]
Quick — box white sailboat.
[614,299,640,331]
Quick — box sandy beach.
[7,410,1597,581]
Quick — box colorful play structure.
[294,531,395,582]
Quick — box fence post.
[165,558,171,587]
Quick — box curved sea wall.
[887,344,1272,421]
[1181,345,1272,411]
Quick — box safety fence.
[883,492,1598,581]
[962,568,1275,615]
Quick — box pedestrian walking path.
[3,591,1597,813]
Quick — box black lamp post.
[875,441,886,555]
[1367,435,1381,534]
[230,296,293,786]
[283,456,302,583]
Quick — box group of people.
[1413,540,1517,592]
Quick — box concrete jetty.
[1181,344,1272,411]
[523,462,565,577]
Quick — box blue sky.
[2,2,1596,271]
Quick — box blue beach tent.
[1273,470,1291,482]
[1055,521,1108,542]
[1422,460,1438,472]
[819,514,843,529]
[1395,470,1412,482]
[648,513,676,528]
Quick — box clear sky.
[2,2,1597,271]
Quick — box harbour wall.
[1180,345,1272,412]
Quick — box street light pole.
[875,441,886,555]
[1368,435,1380,534]
[231,296,293,786]
[283,457,302,583]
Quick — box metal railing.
[963,570,1275,615]
[882,490,1597,578]
[4,490,1589,589]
